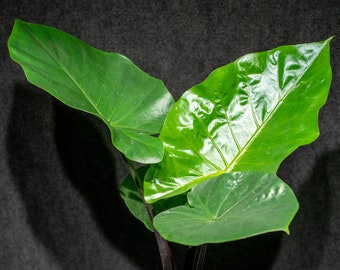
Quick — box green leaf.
[8,19,174,163]
[120,165,187,231]
[120,166,154,231]
[144,39,332,202]
[153,172,299,246]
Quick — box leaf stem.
[193,244,208,270]
[184,244,208,270]
[122,154,177,270]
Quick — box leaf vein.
[21,23,105,120]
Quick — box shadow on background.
[6,83,161,269]
[53,101,163,269]
[204,231,282,269]
[282,146,339,269]
[6,83,64,268]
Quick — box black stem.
[122,155,177,270]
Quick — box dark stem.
[122,155,177,270]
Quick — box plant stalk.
[193,244,207,270]
[122,155,177,270]
[184,244,208,270]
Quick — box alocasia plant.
[8,19,332,269]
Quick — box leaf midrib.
[167,43,327,196]
[225,45,326,173]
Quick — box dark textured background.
[1,0,340,269]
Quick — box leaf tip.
[321,36,334,49]
[284,227,291,235]
[327,36,335,42]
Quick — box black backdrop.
[1,1,340,269]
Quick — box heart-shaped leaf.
[153,172,299,246]
[144,39,332,202]
[8,19,174,163]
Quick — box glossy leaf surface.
[8,19,174,163]
[153,172,299,246]
[145,39,332,202]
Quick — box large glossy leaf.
[8,19,174,163]
[144,39,332,202]
[153,172,299,246]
